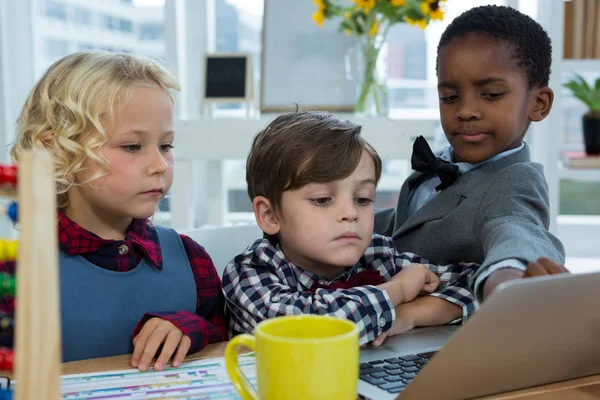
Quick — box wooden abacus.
[0,150,61,399]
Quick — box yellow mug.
[225,315,359,400]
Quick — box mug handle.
[225,334,258,400]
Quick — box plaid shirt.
[0,213,227,354]
[223,234,478,345]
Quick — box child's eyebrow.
[473,76,507,86]
[438,77,507,89]
[355,179,377,186]
[124,129,175,137]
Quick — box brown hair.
[246,110,382,214]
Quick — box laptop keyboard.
[359,352,435,394]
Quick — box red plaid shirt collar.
[57,212,163,270]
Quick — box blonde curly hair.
[10,51,179,211]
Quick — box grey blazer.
[374,143,565,296]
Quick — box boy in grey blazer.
[374,6,566,323]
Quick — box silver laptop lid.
[399,271,600,399]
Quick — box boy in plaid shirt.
[223,111,478,345]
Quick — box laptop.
[357,270,600,400]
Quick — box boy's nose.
[337,200,359,222]
[456,100,482,121]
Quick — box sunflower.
[421,0,444,21]
[390,0,406,6]
[352,0,376,13]
[312,8,325,26]
[312,0,326,27]
[405,16,428,29]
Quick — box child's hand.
[391,263,440,303]
[525,257,569,277]
[484,258,569,299]
[372,307,416,347]
[131,318,191,372]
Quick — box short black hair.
[437,5,552,88]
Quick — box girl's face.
[68,84,175,225]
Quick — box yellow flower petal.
[312,10,325,27]
[345,29,352,36]
[345,11,352,19]
[422,1,444,21]
[404,16,428,29]
[421,2,430,14]
[352,0,376,13]
[391,0,406,6]
[370,19,379,36]
[430,8,444,20]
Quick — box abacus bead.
[0,242,17,261]
[0,348,12,371]
[0,277,14,297]
[4,166,16,185]
[6,203,17,224]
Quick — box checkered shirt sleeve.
[222,237,399,345]
[392,249,479,322]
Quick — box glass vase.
[346,33,389,117]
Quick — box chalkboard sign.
[201,53,254,116]
[203,53,251,100]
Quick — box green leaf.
[339,20,354,32]
[376,1,399,23]
[563,73,600,112]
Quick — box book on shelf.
[564,0,600,59]
[562,151,600,168]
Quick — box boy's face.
[275,151,377,279]
[437,34,550,163]
[70,84,174,223]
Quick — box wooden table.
[60,341,600,400]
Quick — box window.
[33,0,166,80]
[45,1,68,20]
[45,39,69,58]
[119,19,133,33]
[73,7,92,26]
[102,14,115,30]
[139,23,163,41]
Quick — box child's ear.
[252,196,281,236]
[529,86,554,122]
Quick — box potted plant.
[564,74,600,155]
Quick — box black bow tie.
[411,136,459,191]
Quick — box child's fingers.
[172,336,191,368]
[131,321,160,368]
[424,272,440,291]
[420,283,437,293]
[154,330,184,371]
[537,257,569,274]
[137,327,170,371]
[372,332,388,347]
[524,261,546,277]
